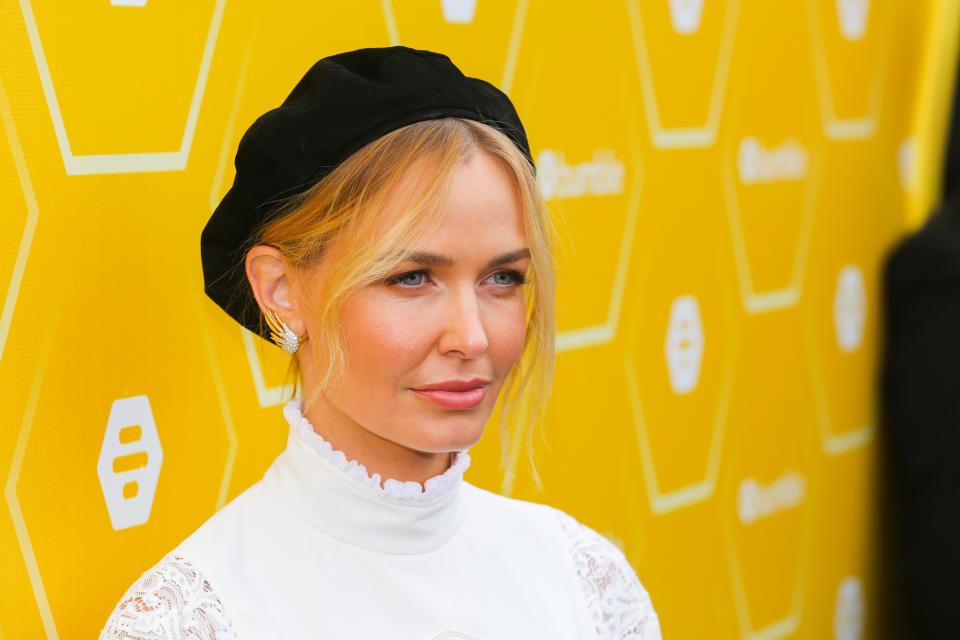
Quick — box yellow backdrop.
[1,1,958,638]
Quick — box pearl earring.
[263,308,303,355]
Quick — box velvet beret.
[201,45,534,337]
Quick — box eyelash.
[387,269,528,288]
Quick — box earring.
[263,308,303,355]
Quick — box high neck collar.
[261,400,470,554]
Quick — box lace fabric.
[101,515,661,640]
[283,400,472,501]
[99,554,236,640]
[556,511,663,640]
[100,405,659,639]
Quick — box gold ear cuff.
[263,309,305,355]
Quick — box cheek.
[486,300,528,370]
[339,299,432,385]
[338,291,528,385]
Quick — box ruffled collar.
[281,400,471,501]
[260,400,469,554]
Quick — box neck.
[301,390,454,487]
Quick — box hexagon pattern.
[664,295,705,395]
[19,0,227,174]
[0,1,949,638]
[806,0,893,140]
[833,264,866,353]
[97,396,163,530]
[834,575,866,640]
[627,0,741,147]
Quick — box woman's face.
[302,149,530,458]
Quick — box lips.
[410,378,489,410]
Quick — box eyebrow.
[402,248,531,269]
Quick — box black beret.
[201,45,534,337]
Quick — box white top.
[100,401,661,639]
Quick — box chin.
[401,417,486,454]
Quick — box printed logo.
[836,0,870,41]
[834,575,865,640]
[834,264,866,353]
[668,0,705,34]
[897,137,916,190]
[736,470,806,525]
[97,395,163,530]
[664,295,705,395]
[537,149,625,200]
[737,137,808,185]
[440,0,477,23]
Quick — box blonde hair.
[250,117,556,481]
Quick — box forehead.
[381,149,526,255]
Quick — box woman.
[100,46,661,639]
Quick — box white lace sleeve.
[99,554,237,640]
[557,512,662,640]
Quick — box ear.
[245,245,307,336]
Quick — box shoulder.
[99,553,237,640]
[552,510,662,640]
[463,484,662,640]
[98,482,276,640]
[462,481,595,529]
[460,482,573,546]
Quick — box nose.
[437,288,489,358]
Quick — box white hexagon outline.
[626,0,741,149]
[241,329,296,408]
[18,0,227,175]
[199,33,295,410]
[0,75,40,368]
[5,305,61,638]
[499,56,646,496]
[381,0,529,95]
[201,39,295,414]
[189,39,253,509]
[803,273,873,455]
[805,0,894,141]
[722,463,817,640]
[208,41,253,211]
[195,291,239,510]
[721,142,822,314]
[202,39,290,421]
[623,314,737,514]
[553,104,645,353]
[178,36,252,508]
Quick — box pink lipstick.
[410,378,489,410]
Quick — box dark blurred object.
[880,191,960,639]
[944,60,960,201]
[880,57,960,637]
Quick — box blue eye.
[388,269,527,289]
[390,270,427,287]
[488,270,528,286]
